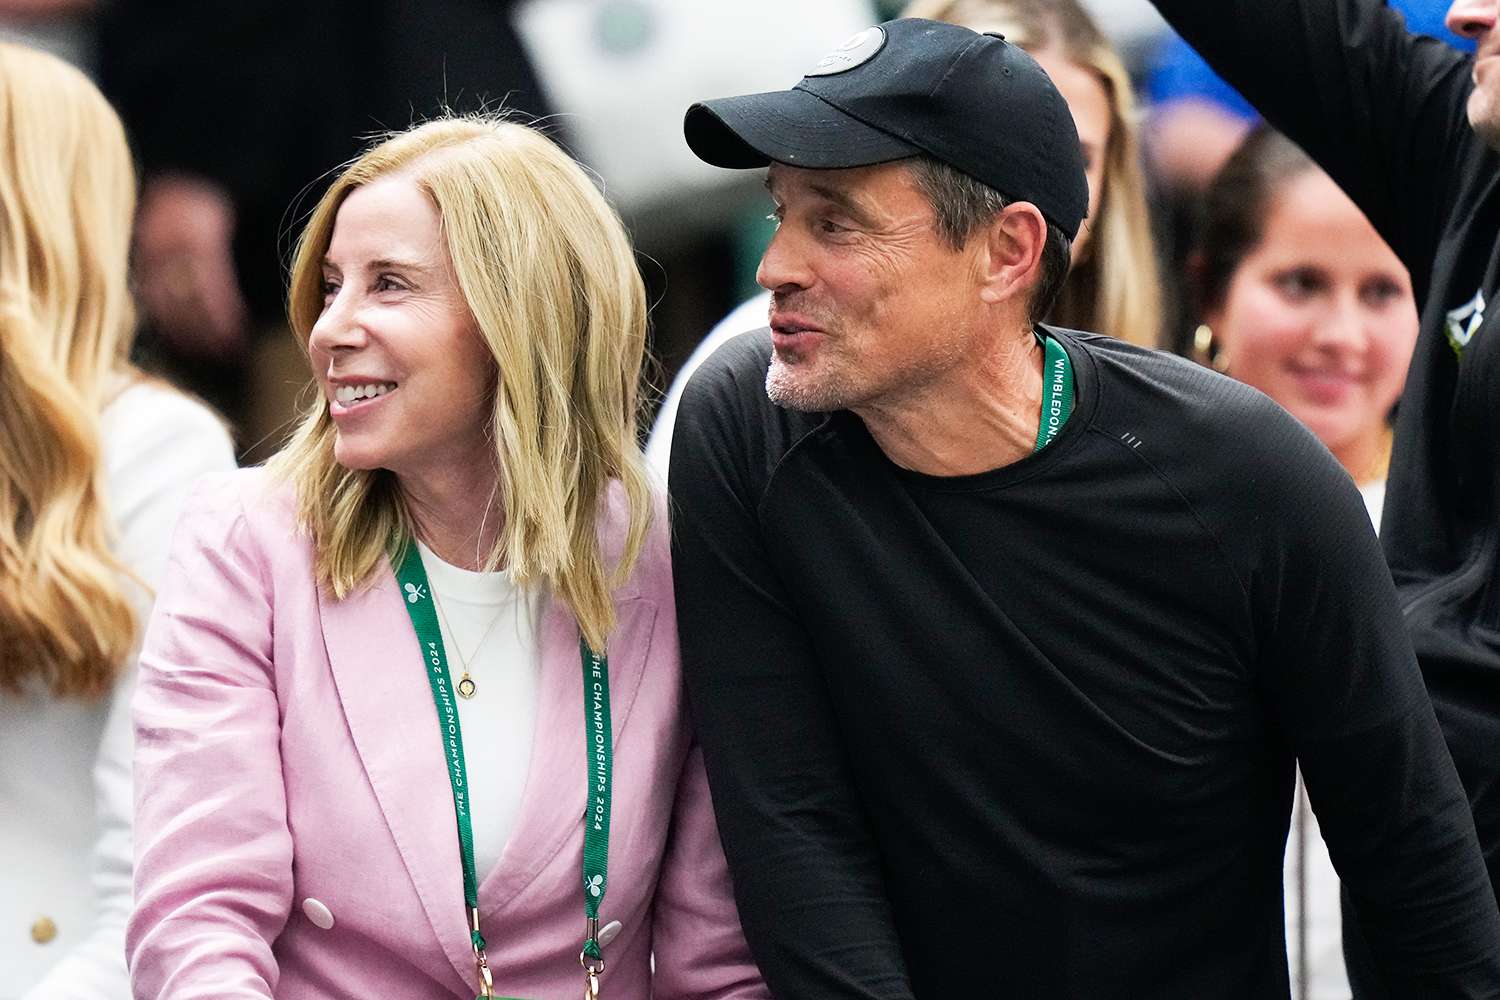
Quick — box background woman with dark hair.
[1194,127,1417,523]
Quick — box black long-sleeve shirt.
[670,328,1500,997]
[1151,0,1500,973]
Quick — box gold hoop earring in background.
[1193,324,1230,373]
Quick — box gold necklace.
[1354,427,1395,486]
[430,584,507,699]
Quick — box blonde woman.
[646,0,1162,478]
[0,43,234,999]
[902,0,1161,347]
[126,117,767,999]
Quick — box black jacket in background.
[1148,0,1500,990]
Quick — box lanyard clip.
[581,915,606,971]
[476,956,495,999]
[471,908,494,998]
[581,927,603,1000]
[580,914,606,983]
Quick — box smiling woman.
[126,117,769,1000]
[1194,126,1418,513]
[276,122,654,646]
[305,174,499,522]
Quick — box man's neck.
[856,330,1046,477]
[398,455,505,571]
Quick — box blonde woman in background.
[127,116,767,999]
[903,0,1161,348]
[646,0,1163,478]
[0,43,234,999]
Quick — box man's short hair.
[907,156,1073,325]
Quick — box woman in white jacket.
[0,42,234,998]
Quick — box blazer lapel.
[478,589,656,919]
[318,565,479,993]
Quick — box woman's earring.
[1193,324,1229,373]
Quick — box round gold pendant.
[458,676,477,699]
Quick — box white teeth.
[334,382,396,404]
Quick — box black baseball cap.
[683,18,1089,240]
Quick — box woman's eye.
[1274,269,1323,300]
[1361,279,1405,307]
[374,275,405,293]
[320,279,340,301]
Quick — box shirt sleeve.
[1245,421,1500,995]
[1146,0,1475,294]
[668,342,916,1000]
[642,503,769,1000]
[649,743,772,999]
[126,476,291,999]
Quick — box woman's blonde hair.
[903,0,1163,347]
[0,42,140,698]
[272,117,652,652]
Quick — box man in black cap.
[668,17,1500,998]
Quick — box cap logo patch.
[805,26,886,77]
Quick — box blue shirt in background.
[1147,0,1474,119]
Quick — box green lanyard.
[1034,334,1075,452]
[395,543,613,1000]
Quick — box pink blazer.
[127,469,767,999]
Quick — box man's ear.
[977,202,1048,307]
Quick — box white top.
[1,379,234,1000]
[1359,478,1386,531]
[415,541,543,878]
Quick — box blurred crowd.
[0,1,1479,998]
[0,0,1467,462]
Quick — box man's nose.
[1447,0,1498,40]
[756,225,813,293]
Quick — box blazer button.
[598,920,622,947]
[31,917,57,944]
[302,898,335,930]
